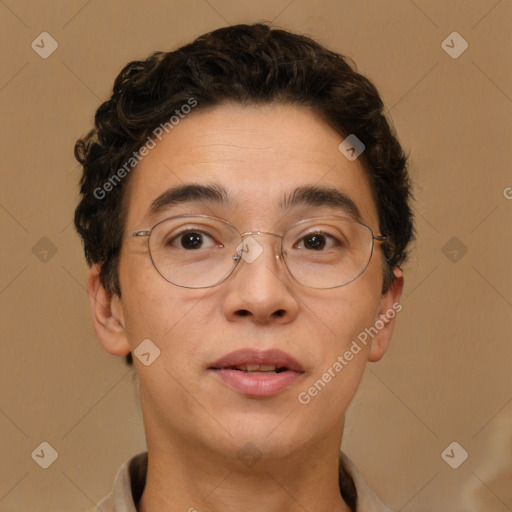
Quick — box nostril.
[236,309,251,317]
[272,309,286,317]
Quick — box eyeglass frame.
[131,213,386,289]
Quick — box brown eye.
[295,232,339,251]
[180,232,204,249]
[167,230,217,250]
[303,234,327,250]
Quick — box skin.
[88,103,403,512]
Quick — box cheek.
[121,276,214,415]
[118,251,213,354]
[125,284,212,347]
[295,276,383,417]
[304,275,382,355]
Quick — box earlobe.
[87,264,131,357]
[367,267,404,363]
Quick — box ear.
[367,267,404,363]
[87,264,131,357]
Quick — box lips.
[208,349,305,397]
[209,348,304,373]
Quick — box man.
[74,23,413,512]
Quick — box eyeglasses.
[131,214,386,289]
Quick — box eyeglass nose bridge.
[232,230,284,265]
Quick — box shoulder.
[340,451,395,512]
[88,452,147,512]
[89,494,114,512]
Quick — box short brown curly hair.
[74,22,413,301]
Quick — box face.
[90,103,403,464]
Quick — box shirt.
[94,451,393,512]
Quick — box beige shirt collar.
[96,451,393,512]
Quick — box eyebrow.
[281,185,362,221]
[146,183,232,218]
[145,183,361,221]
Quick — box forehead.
[123,103,378,229]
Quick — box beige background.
[1,1,511,510]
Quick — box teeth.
[234,364,278,372]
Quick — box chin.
[222,414,315,456]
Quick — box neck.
[138,438,352,512]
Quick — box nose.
[222,234,300,324]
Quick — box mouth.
[210,363,289,374]
[208,349,305,397]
